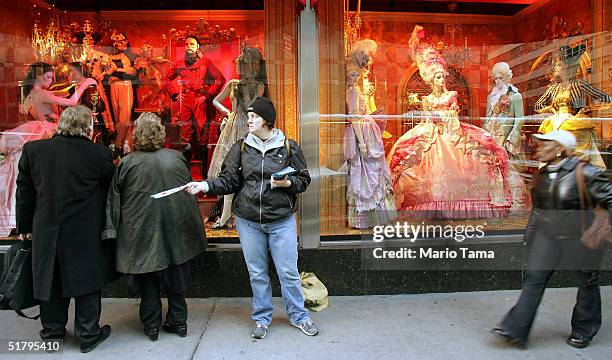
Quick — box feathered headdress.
[409,25,447,86]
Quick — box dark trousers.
[39,264,102,345]
[500,231,603,339]
[135,272,188,330]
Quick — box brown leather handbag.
[576,162,612,249]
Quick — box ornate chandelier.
[30,3,73,64]
[434,3,480,67]
[31,18,69,64]
[343,0,362,57]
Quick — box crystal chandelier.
[32,20,68,64]
[31,3,70,64]
[344,0,362,57]
[437,3,480,67]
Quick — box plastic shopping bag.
[300,272,328,312]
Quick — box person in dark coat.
[16,105,115,353]
[102,112,206,341]
[492,130,612,349]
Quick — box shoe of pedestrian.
[80,325,111,353]
[144,327,159,341]
[491,327,526,349]
[162,322,187,338]
[291,319,319,336]
[566,334,591,349]
[39,328,66,340]
[251,322,269,339]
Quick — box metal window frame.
[297,1,321,249]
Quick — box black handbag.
[0,240,39,319]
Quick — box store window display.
[134,44,171,113]
[107,32,137,153]
[344,40,397,229]
[22,62,97,123]
[1,63,96,236]
[534,44,611,169]
[163,35,226,167]
[68,62,115,146]
[386,26,528,219]
[208,47,268,230]
[485,62,525,160]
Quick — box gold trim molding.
[66,10,264,22]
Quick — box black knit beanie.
[247,97,276,127]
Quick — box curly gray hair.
[56,105,93,137]
[133,112,166,152]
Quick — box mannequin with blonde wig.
[344,40,397,229]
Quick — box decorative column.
[265,0,299,139]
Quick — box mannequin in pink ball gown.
[387,26,529,219]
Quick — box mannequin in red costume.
[163,35,225,165]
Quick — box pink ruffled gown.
[387,91,528,219]
[0,121,57,236]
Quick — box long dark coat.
[102,149,206,275]
[16,134,116,301]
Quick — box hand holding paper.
[150,184,188,199]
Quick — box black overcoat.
[16,134,116,301]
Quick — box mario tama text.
[372,247,495,260]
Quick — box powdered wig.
[408,25,449,87]
[349,39,377,68]
[347,49,370,70]
[345,59,362,85]
[133,112,166,152]
[420,62,448,87]
[57,105,93,137]
[492,62,513,82]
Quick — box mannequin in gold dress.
[535,44,611,168]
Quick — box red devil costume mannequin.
[163,35,225,169]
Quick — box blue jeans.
[236,214,310,326]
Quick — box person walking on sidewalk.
[493,130,612,349]
[16,105,116,353]
[186,97,319,339]
[103,113,206,341]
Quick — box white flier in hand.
[151,184,189,199]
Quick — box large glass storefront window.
[0,0,300,242]
[1,0,611,245]
[318,0,612,241]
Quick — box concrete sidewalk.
[0,287,610,360]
